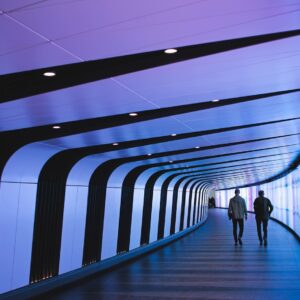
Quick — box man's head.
[235,188,240,195]
[258,190,264,197]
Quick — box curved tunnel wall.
[2,17,300,298]
[0,146,210,294]
[215,167,300,237]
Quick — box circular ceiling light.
[195,146,200,149]
[43,71,56,77]
[164,48,177,54]
[129,112,138,117]
[52,125,61,129]
[171,133,177,137]
[147,153,152,156]
[212,99,219,102]
[169,160,173,163]
[112,143,119,146]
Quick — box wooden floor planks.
[41,209,300,300]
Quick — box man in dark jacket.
[254,190,273,246]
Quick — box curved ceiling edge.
[219,152,300,191]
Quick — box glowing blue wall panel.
[0,183,37,293]
[183,189,190,229]
[175,188,183,233]
[101,187,122,260]
[190,189,195,224]
[164,190,173,237]
[59,186,88,274]
[129,188,144,250]
[215,168,300,236]
[0,183,20,293]
[11,184,36,290]
[59,186,78,274]
[149,189,161,243]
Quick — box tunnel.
[1,1,300,299]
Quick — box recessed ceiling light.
[52,125,61,129]
[164,48,177,54]
[169,160,173,163]
[195,146,200,149]
[43,71,56,77]
[212,99,219,102]
[147,153,152,156]
[113,143,119,146]
[171,133,177,137]
[129,112,138,117]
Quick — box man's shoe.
[264,239,267,246]
[235,240,238,246]
[238,237,243,245]
[259,240,263,246]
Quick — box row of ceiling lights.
[46,47,214,159]
[45,45,219,132]
[51,127,201,151]
[43,48,179,78]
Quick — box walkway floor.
[41,209,300,300]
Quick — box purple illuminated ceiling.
[1,0,300,189]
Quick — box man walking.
[254,190,273,246]
[228,189,247,245]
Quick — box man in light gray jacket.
[228,189,247,245]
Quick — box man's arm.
[228,199,233,219]
[268,199,274,215]
[243,198,248,219]
[253,198,258,214]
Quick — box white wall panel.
[11,183,37,290]
[59,186,88,274]
[164,190,173,237]
[183,189,190,229]
[129,188,144,250]
[194,187,200,223]
[0,182,20,293]
[59,186,78,274]
[149,189,161,243]
[183,184,191,229]
[175,188,183,233]
[72,187,89,267]
[190,187,195,225]
[101,187,122,260]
